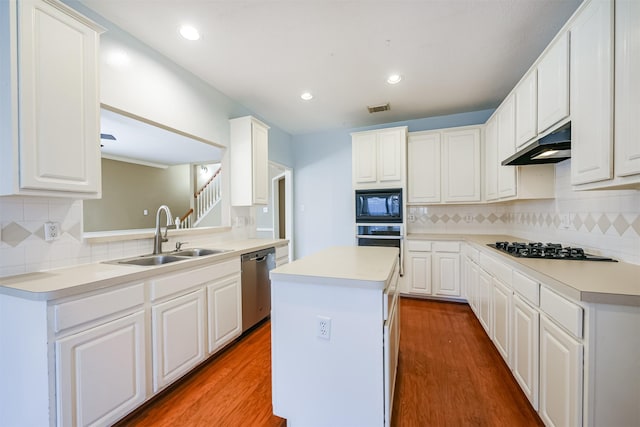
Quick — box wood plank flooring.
[116,297,542,426]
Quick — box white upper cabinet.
[352,127,407,189]
[442,127,481,203]
[537,32,570,134]
[515,70,538,148]
[614,0,640,178]
[230,116,270,205]
[497,96,517,199]
[484,118,499,201]
[0,0,103,198]
[570,0,614,185]
[407,132,441,203]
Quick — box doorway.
[271,162,293,261]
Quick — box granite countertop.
[407,233,640,306]
[0,239,288,301]
[270,246,398,290]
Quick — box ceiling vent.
[367,103,390,113]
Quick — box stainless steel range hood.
[502,124,571,166]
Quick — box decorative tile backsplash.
[408,161,640,264]
[0,196,257,278]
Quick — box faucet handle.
[175,241,188,251]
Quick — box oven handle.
[356,235,403,240]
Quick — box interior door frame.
[271,161,294,261]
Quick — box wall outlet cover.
[44,222,60,241]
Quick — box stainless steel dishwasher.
[241,247,276,331]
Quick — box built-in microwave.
[355,188,402,223]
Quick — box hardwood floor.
[116,298,542,426]
[114,321,285,427]
[391,297,543,426]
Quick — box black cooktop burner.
[488,242,617,262]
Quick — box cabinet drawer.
[150,258,240,302]
[479,253,512,285]
[406,240,432,252]
[540,286,583,339]
[53,283,144,334]
[512,271,540,306]
[462,244,479,263]
[432,241,460,253]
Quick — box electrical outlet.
[44,222,60,241]
[560,213,571,230]
[316,316,331,340]
[464,214,474,223]
[408,214,416,222]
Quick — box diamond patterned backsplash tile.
[408,206,640,239]
[2,222,32,247]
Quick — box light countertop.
[270,246,398,290]
[0,239,288,301]
[408,233,640,306]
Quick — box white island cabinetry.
[271,246,400,427]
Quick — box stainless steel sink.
[112,254,186,266]
[172,248,228,257]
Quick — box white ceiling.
[81,0,582,136]
[100,108,224,166]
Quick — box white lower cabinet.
[56,311,146,427]
[406,250,432,294]
[207,274,242,353]
[511,294,539,410]
[404,240,462,299]
[152,289,206,392]
[477,268,492,335]
[539,315,583,427]
[491,278,511,365]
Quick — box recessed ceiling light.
[179,25,201,41]
[387,74,402,84]
[300,92,313,101]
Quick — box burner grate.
[488,242,616,262]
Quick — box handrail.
[195,166,222,198]
[180,208,194,223]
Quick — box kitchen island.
[270,246,400,427]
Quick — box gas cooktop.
[488,241,617,262]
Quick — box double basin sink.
[108,248,229,266]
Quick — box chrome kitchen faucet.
[153,205,173,254]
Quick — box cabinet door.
[478,269,492,335]
[152,289,206,392]
[252,121,269,204]
[515,70,538,148]
[512,294,539,410]
[537,32,570,133]
[207,274,242,354]
[18,0,101,194]
[377,128,404,184]
[491,278,511,365]
[56,312,146,427]
[484,118,499,201]
[570,0,614,185]
[615,0,640,177]
[352,133,378,185]
[539,315,583,427]
[468,260,479,314]
[442,128,481,202]
[407,252,432,295]
[498,96,517,199]
[433,252,460,297]
[407,132,441,203]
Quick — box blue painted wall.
[291,109,494,259]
